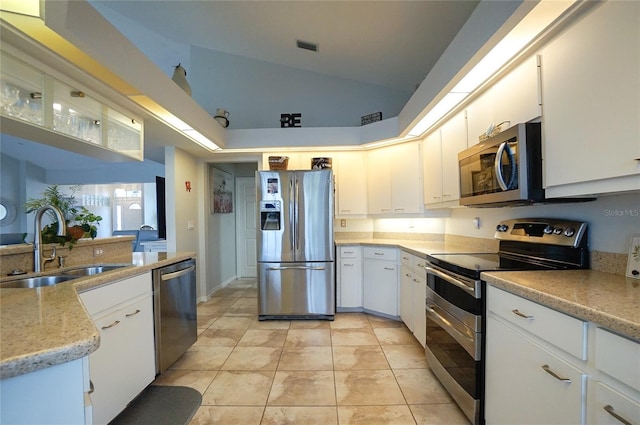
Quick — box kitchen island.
[0,251,195,380]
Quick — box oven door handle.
[426,303,478,359]
[425,266,476,296]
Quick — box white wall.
[164,147,200,254]
[190,46,411,130]
[445,193,640,254]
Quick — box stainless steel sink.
[0,264,132,289]
[1,275,78,289]
[59,264,131,277]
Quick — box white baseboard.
[197,275,238,303]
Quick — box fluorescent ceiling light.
[0,0,40,17]
[407,92,468,137]
[130,94,220,152]
[408,0,577,138]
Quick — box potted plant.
[71,206,102,239]
[24,185,102,247]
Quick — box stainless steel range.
[424,218,589,425]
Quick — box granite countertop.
[335,238,478,257]
[0,251,195,380]
[483,270,640,341]
[338,238,639,341]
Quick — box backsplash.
[0,237,134,276]
[334,230,629,275]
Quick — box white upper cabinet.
[390,142,423,214]
[424,111,467,207]
[1,46,144,161]
[466,55,541,147]
[336,151,367,217]
[540,1,640,197]
[423,130,443,205]
[367,147,392,214]
[368,142,423,215]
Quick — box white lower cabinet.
[411,268,427,348]
[399,250,426,347]
[588,381,640,425]
[80,272,155,425]
[1,357,90,425]
[589,327,640,425]
[486,285,587,424]
[337,246,363,310]
[486,284,640,425]
[485,315,586,425]
[399,262,414,329]
[362,247,398,317]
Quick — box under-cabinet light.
[407,0,577,138]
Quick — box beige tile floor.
[153,279,470,425]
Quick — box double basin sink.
[1,264,131,289]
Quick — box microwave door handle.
[494,142,509,191]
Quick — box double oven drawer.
[425,260,483,425]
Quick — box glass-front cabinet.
[0,49,143,161]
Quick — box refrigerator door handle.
[289,177,295,251]
[267,266,327,271]
[295,177,300,251]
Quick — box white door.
[236,177,257,277]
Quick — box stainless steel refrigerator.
[256,169,335,320]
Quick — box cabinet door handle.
[541,364,571,383]
[512,309,534,320]
[604,405,632,425]
[101,320,120,330]
[125,309,141,317]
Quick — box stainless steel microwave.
[458,122,544,207]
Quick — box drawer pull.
[101,320,120,330]
[512,309,534,319]
[374,252,384,256]
[384,267,395,271]
[344,263,354,267]
[343,251,354,254]
[604,405,632,425]
[541,364,571,383]
[125,309,141,317]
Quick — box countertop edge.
[0,252,196,380]
[482,271,640,341]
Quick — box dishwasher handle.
[160,265,195,281]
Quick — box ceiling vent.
[296,40,318,52]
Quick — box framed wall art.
[210,167,233,214]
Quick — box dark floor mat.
[110,385,201,425]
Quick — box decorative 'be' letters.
[280,113,302,128]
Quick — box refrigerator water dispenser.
[260,200,281,230]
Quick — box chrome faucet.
[33,205,66,273]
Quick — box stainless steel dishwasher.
[153,258,197,374]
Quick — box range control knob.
[496,224,509,232]
[564,228,575,237]
[543,225,554,234]
[553,227,563,235]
